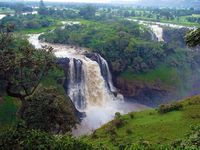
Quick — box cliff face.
[114,76,179,106]
[116,77,170,97]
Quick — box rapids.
[127,18,196,42]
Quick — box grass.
[0,7,14,14]
[20,24,61,34]
[20,25,58,34]
[83,95,200,149]
[0,96,20,132]
[120,65,180,87]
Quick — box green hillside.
[83,95,200,149]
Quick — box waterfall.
[28,34,147,136]
[68,55,118,111]
[28,34,120,111]
[68,58,86,110]
[149,25,164,42]
[85,53,117,93]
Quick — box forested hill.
[40,19,200,106]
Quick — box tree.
[0,121,93,149]
[186,28,200,47]
[22,87,78,133]
[38,0,48,15]
[79,5,96,19]
[0,27,55,116]
[39,0,45,8]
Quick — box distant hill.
[135,0,200,8]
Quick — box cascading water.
[68,58,86,110]
[28,34,147,136]
[86,53,117,93]
[28,34,122,109]
[68,56,116,110]
[149,25,164,42]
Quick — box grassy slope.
[120,65,180,87]
[83,95,200,149]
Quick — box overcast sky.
[24,0,140,3]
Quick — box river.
[127,18,196,42]
[0,14,6,20]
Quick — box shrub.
[0,121,93,150]
[112,112,126,128]
[106,125,116,135]
[91,130,98,139]
[129,113,135,119]
[158,102,183,114]
[126,128,133,134]
[115,112,121,119]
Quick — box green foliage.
[0,15,55,31]
[0,121,93,150]
[158,103,183,114]
[129,112,135,119]
[22,87,78,134]
[0,28,55,117]
[111,112,126,129]
[0,96,18,125]
[186,28,200,47]
[79,5,96,19]
[126,128,133,135]
[180,125,200,149]
[40,20,166,74]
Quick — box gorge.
[28,34,147,135]
[27,20,200,134]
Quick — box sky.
[23,0,140,3]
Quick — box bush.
[106,125,116,135]
[22,87,78,134]
[158,103,183,114]
[112,118,125,128]
[129,113,135,119]
[91,130,98,139]
[115,112,121,119]
[0,122,93,150]
[112,112,126,128]
[126,128,133,134]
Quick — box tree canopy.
[186,28,200,47]
[22,87,78,134]
[0,27,55,116]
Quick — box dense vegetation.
[0,122,93,150]
[40,19,200,94]
[22,87,78,134]
[0,26,78,135]
[39,20,164,74]
[0,14,57,32]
